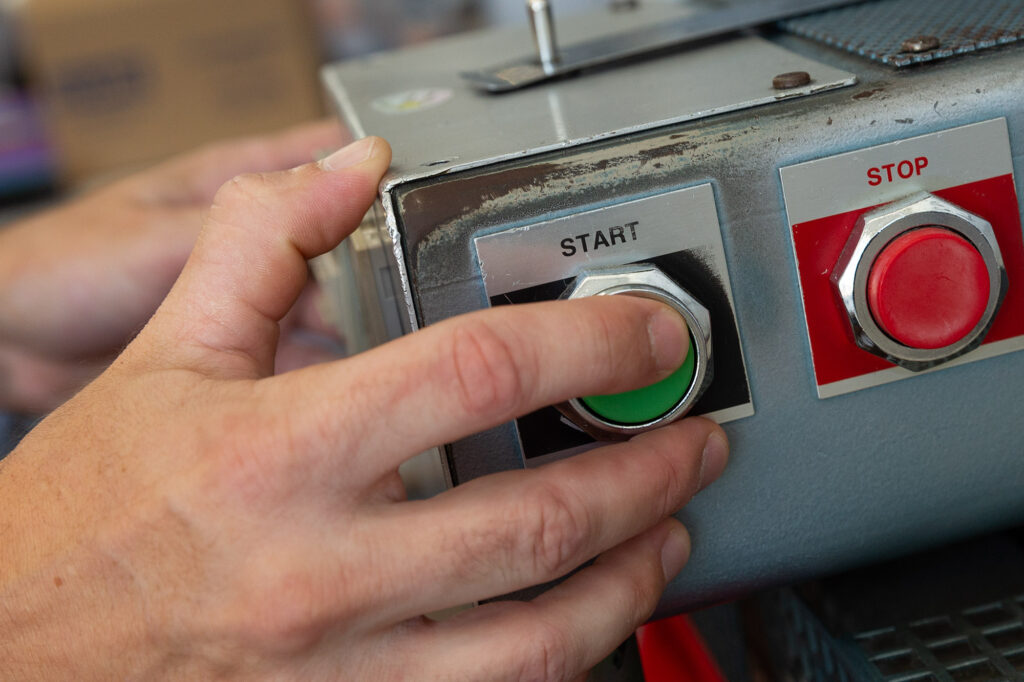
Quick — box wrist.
[0,545,152,680]
[0,438,166,680]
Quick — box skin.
[0,133,729,681]
[0,120,348,413]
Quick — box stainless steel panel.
[463,0,861,91]
[323,35,855,184]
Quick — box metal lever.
[463,0,863,92]
[527,0,560,74]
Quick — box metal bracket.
[462,0,863,92]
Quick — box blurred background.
[0,0,670,198]
[0,0,715,443]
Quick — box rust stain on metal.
[400,162,566,239]
[853,88,885,100]
[404,118,764,278]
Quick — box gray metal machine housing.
[321,3,1024,617]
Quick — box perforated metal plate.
[782,0,1024,68]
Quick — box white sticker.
[371,88,453,115]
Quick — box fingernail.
[647,305,689,373]
[319,137,377,171]
[660,524,692,581]
[699,430,729,489]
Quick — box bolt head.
[773,71,811,90]
[901,35,941,53]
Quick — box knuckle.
[652,444,690,515]
[198,407,297,509]
[619,564,662,627]
[514,614,577,682]
[449,318,534,419]
[211,172,275,217]
[669,426,706,503]
[518,482,591,578]
[589,303,622,368]
[237,570,325,655]
[577,299,656,385]
[631,428,700,515]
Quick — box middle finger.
[354,418,727,627]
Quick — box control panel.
[321,1,1024,616]
[781,119,1024,398]
[473,183,753,462]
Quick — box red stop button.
[867,227,991,349]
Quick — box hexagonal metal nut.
[558,263,714,438]
[831,192,1007,371]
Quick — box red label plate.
[791,174,1024,392]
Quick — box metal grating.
[855,595,1024,681]
[781,0,1024,67]
[757,590,1024,681]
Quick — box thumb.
[134,136,392,378]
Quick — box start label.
[473,183,755,463]
[780,118,1024,399]
[474,183,722,297]
[560,222,639,257]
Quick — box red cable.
[636,615,728,682]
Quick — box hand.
[0,137,729,681]
[0,120,346,413]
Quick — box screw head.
[772,71,811,90]
[901,35,940,53]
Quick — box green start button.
[581,336,697,425]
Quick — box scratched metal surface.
[397,35,1024,616]
[325,24,1024,616]
[322,28,855,185]
[781,0,1024,67]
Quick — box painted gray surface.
[324,23,1024,617]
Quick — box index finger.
[267,293,691,472]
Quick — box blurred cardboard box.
[18,0,324,184]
